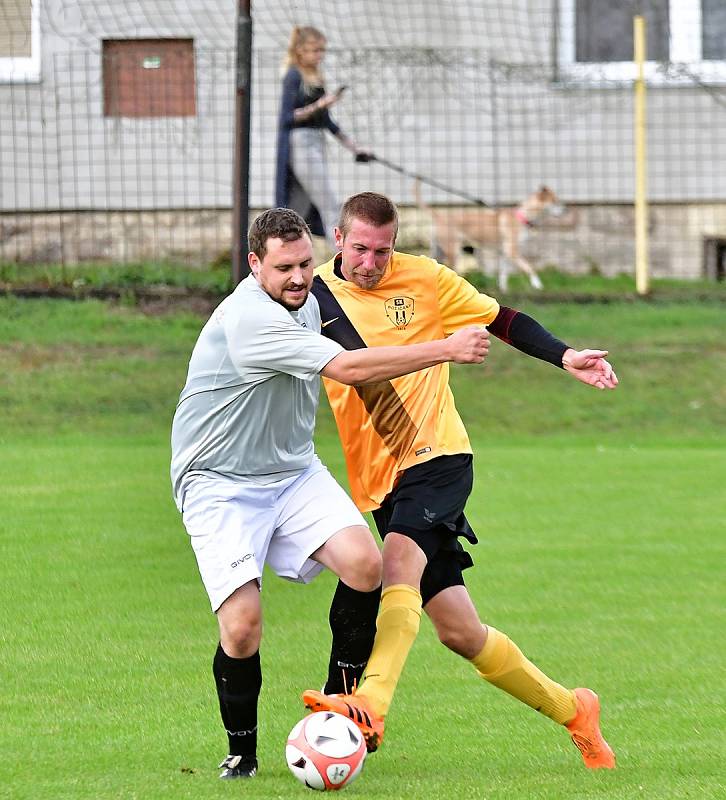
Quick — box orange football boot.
[302,690,385,752]
[566,688,616,769]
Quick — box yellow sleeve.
[435,262,500,333]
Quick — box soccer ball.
[286,711,367,791]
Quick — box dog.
[414,181,566,291]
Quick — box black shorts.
[371,454,477,606]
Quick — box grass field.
[1,296,724,799]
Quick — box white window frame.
[0,0,41,84]
[557,0,726,86]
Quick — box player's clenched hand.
[562,348,619,389]
[446,325,490,364]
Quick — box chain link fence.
[1,1,725,284]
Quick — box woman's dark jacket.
[275,66,340,236]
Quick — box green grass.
[454,267,726,303]
[0,260,233,293]
[4,259,726,305]
[1,297,724,799]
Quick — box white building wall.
[0,0,724,213]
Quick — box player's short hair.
[339,192,399,239]
[248,208,312,259]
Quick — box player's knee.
[219,612,262,655]
[348,547,382,592]
[382,534,426,586]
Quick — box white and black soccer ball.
[286,711,367,791]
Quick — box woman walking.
[275,26,369,249]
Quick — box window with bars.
[558,0,726,84]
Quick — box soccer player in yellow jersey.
[303,192,617,769]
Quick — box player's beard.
[277,284,309,311]
[351,271,384,289]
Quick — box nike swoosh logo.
[321,317,339,328]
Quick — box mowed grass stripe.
[2,439,723,798]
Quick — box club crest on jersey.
[384,296,414,329]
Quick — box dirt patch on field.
[2,285,224,317]
[4,283,725,319]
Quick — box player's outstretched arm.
[562,349,619,390]
[487,306,618,390]
[321,325,489,386]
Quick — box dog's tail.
[412,177,430,211]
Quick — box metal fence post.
[634,14,650,296]
[232,1,252,286]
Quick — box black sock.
[324,581,381,694]
[213,644,261,758]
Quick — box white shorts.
[180,457,367,612]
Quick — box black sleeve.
[324,110,341,136]
[488,305,569,368]
[279,68,302,129]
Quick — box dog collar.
[515,208,535,227]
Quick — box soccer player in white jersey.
[170,207,490,779]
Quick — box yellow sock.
[356,584,422,717]
[471,626,577,725]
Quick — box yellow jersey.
[312,252,499,512]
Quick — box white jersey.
[170,275,344,510]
